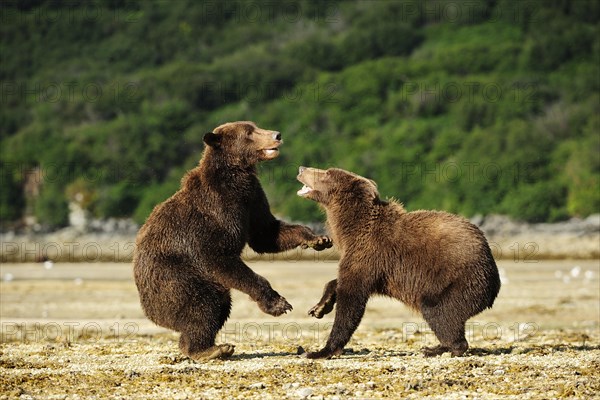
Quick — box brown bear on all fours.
[297,167,500,359]
[133,122,332,361]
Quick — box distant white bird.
[43,260,54,270]
[570,266,581,278]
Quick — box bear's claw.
[302,236,333,251]
[190,344,235,361]
[259,295,293,317]
[308,304,325,319]
[305,347,343,359]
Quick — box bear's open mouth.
[297,184,313,196]
[260,141,281,158]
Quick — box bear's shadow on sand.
[466,346,515,356]
[227,351,296,361]
[177,343,599,363]
[466,343,600,357]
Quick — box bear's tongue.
[297,185,312,196]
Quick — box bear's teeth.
[264,149,278,156]
[297,185,312,196]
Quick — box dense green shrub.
[340,22,422,64]
[499,182,567,222]
[0,0,598,227]
[93,182,141,219]
[0,163,24,222]
[561,132,600,218]
[133,178,181,224]
[34,182,69,228]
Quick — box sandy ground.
[1,259,599,399]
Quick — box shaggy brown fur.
[297,167,500,359]
[133,122,331,361]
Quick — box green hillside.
[1,0,599,228]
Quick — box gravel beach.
[1,260,599,399]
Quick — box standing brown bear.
[133,122,331,361]
[297,167,500,359]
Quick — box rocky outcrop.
[1,218,139,263]
[1,215,598,262]
[473,214,600,260]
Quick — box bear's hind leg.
[309,279,337,319]
[178,285,235,361]
[421,302,469,357]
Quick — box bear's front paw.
[259,295,293,317]
[308,304,325,319]
[305,347,343,359]
[301,235,333,251]
[308,301,334,319]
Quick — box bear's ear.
[353,177,379,200]
[367,184,380,200]
[203,132,222,148]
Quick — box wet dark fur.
[133,122,331,361]
[297,167,501,359]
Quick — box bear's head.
[203,121,282,166]
[296,166,379,206]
